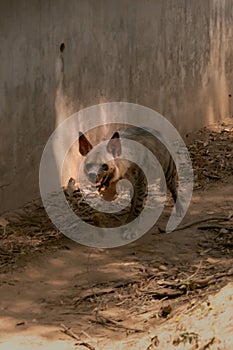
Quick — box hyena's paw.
[175,199,183,217]
[122,227,140,240]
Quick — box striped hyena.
[79,126,182,237]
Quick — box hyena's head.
[79,131,123,199]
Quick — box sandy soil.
[0,121,233,349]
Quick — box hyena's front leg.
[122,167,148,240]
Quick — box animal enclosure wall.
[0,0,233,213]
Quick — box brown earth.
[0,121,233,349]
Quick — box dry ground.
[0,121,233,349]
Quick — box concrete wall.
[0,0,233,213]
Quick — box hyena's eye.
[101,163,109,171]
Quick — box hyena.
[79,126,182,235]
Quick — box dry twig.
[92,308,143,333]
[159,215,232,233]
[60,323,96,350]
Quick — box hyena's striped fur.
[79,126,181,227]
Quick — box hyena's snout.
[84,163,98,184]
[85,166,100,185]
[88,171,98,183]
[85,161,119,201]
[85,162,111,188]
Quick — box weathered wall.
[0,0,233,213]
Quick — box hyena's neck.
[114,159,132,181]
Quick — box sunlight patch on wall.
[54,50,113,188]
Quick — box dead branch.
[200,337,216,350]
[198,225,233,231]
[73,279,138,306]
[159,215,232,233]
[92,309,143,333]
[203,172,221,180]
[185,260,203,281]
[138,287,184,298]
[60,324,96,350]
[148,267,233,294]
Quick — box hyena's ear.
[79,132,93,156]
[107,132,121,157]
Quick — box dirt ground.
[0,121,233,349]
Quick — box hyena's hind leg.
[165,171,183,216]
